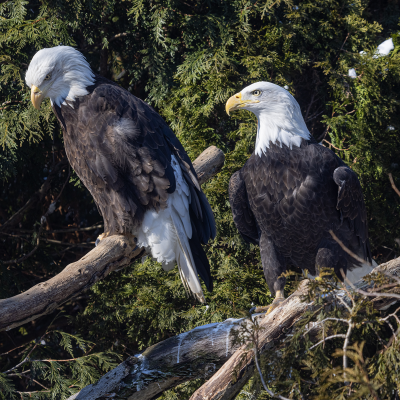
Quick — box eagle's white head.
[226,82,311,156]
[25,46,95,109]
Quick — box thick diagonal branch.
[66,257,400,400]
[0,146,225,332]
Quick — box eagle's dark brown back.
[52,76,215,244]
[229,139,371,271]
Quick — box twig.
[343,319,353,371]
[43,238,95,247]
[308,334,347,350]
[343,274,400,301]
[0,158,68,232]
[0,232,31,243]
[2,169,71,265]
[48,223,103,234]
[253,337,290,400]
[335,32,350,61]
[303,317,349,336]
[17,390,50,395]
[389,173,400,198]
[0,343,27,357]
[109,32,129,43]
[323,140,352,151]
[4,357,29,374]
[1,239,41,265]
[305,93,315,120]
[305,109,325,123]
[17,222,103,234]
[32,379,49,390]
[329,230,370,265]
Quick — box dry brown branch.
[329,230,370,265]
[63,257,400,400]
[323,139,352,151]
[0,236,144,332]
[389,173,400,198]
[189,257,400,400]
[0,146,225,333]
[2,168,71,265]
[192,145,225,185]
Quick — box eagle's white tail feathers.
[170,206,205,302]
[135,155,205,302]
[345,259,377,283]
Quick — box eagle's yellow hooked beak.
[226,93,242,116]
[31,85,44,110]
[225,92,259,115]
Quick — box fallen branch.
[0,146,225,332]
[66,257,400,400]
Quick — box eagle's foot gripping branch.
[252,291,285,315]
[96,232,138,250]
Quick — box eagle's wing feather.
[64,81,214,241]
[57,79,215,295]
[333,166,372,262]
[229,169,259,245]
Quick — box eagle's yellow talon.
[95,232,110,246]
[252,291,285,315]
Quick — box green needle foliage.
[0,0,400,398]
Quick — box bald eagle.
[26,46,216,302]
[226,82,374,313]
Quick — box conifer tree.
[0,0,400,398]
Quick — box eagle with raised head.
[26,46,216,302]
[226,82,374,313]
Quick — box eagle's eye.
[252,90,261,96]
[44,73,52,81]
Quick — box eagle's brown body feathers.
[52,76,216,292]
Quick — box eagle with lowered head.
[26,46,216,302]
[226,82,374,313]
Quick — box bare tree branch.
[389,173,400,198]
[64,257,400,400]
[329,230,370,265]
[0,146,225,332]
[2,167,71,265]
[0,158,68,232]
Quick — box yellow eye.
[252,90,261,96]
[44,74,52,80]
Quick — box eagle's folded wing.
[229,169,259,245]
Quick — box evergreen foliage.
[1,0,400,398]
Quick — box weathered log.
[68,318,248,400]
[0,146,225,332]
[66,258,400,400]
[190,257,400,400]
[192,145,225,185]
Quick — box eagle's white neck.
[51,61,94,107]
[254,99,311,157]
